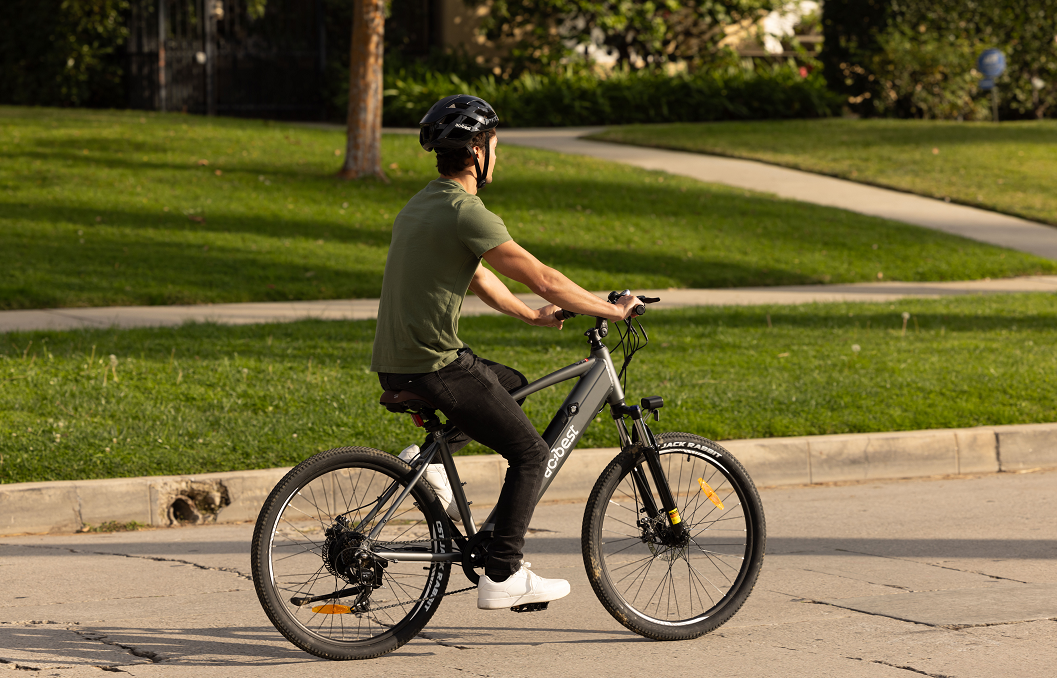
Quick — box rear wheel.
[250,447,451,660]
[582,433,765,640]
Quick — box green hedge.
[380,63,842,128]
[0,0,129,108]
[821,0,1057,119]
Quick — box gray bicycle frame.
[370,331,638,564]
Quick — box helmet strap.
[470,142,489,190]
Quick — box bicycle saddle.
[379,390,436,414]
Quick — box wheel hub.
[639,514,690,562]
[322,518,385,590]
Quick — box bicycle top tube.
[509,357,594,402]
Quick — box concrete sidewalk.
[2,471,1056,676]
[3,276,1055,333]
[497,127,1057,261]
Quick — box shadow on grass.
[9,142,398,185]
[0,233,393,309]
[0,201,395,247]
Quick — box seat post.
[416,409,444,433]
[432,429,477,536]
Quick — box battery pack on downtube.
[534,359,614,502]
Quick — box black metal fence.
[127,0,327,119]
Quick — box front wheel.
[582,432,766,640]
[250,447,452,660]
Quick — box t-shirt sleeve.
[457,199,512,258]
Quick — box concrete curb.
[2,423,1055,536]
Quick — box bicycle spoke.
[258,452,450,654]
[593,442,761,629]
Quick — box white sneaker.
[477,562,571,610]
[398,445,461,522]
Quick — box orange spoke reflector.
[698,478,725,510]
[312,604,352,615]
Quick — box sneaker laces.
[519,562,544,586]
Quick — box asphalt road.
[2,469,1056,677]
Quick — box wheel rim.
[598,449,756,626]
[265,462,446,643]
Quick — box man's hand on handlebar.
[552,291,647,324]
[529,303,565,329]
[611,293,642,322]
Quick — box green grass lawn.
[2,107,1055,311]
[592,118,1057,227]
[3,293,1055,485]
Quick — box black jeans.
[378,349,548,579]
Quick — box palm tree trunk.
[338,0,387,181]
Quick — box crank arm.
[290,586,361,607]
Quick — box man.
[371,94,640,610]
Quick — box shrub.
[869,23,987,119]
[0,0,130,108]
[379,62,842,127]
[821,0,1057,120]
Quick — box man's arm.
[481,241,639,322]
[469,264,562,328]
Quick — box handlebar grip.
[556,309,578,321]
[633,304,646,317]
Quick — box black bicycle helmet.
[419,94,499,189]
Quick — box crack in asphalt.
[801,598,1053,631]
[3,589,244,610]
[1,622,150,672]
[833,548,1028,584]
[73,628,165,664]
[846,656,952,677]
[797,599,939,628]
[414,629,472,650]
[943,617,1057,630]
[0,542,253,581]
[797,567,912,591]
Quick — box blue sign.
[977,49,1006,78]
[979,78,995,90]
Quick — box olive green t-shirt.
[370,179,512,373]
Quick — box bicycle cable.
[614,315,649,396]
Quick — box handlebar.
[554,293,660,322]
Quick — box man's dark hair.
[436,129,496,177]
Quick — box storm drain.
[151,480,232,526]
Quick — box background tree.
[471,0,777,71]
[338,0,387,180]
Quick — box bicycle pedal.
[510,602,549,613]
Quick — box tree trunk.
[338,0,387,181]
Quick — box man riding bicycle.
[371,95,640,610]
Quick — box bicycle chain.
[356,539,478,615]
[365,583,478,614]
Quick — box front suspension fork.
[616,409,686,538]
